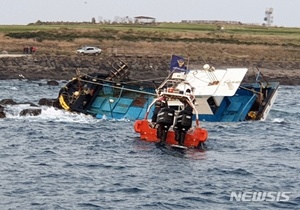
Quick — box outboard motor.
[174,105,193,146]
[156,107,175,143]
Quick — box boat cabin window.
[169,105,182,112]
[207,97,218,113]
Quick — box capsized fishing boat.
[57,60,157,120]
[57,56,279,122]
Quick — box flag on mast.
[170,55,188,73]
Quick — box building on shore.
[134,16,156,24]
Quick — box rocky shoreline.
[0,54,299,85]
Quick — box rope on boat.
[75,69,166,86]
[78,78,157,96]
[252,67,270,87]
[239,85,261,95]
[120,78,166,84]
[75,69,263,98]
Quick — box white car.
[76,46,102,55]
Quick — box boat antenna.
[255,66,269,87]
[186,56,190,71]
[75,68,83,91]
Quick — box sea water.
[0,80,299,209]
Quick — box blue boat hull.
[57,70,279,122]
[197,82,280,122]
[87,89,155,120]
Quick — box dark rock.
[0,55,299,85]
[0,111,5,118]
[39,98,59,108]
[0,99,17,105]
[47,80,59,86]
[0,105,5,117]
[19,108,42,116]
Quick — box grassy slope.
[0,23,299,69]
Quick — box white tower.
[264,8,273,26]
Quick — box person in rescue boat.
[151,94,172,143]
[154,96,175,144]
[174,89,194,146]
[151,95,168,123]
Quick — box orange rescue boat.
[134,90,208,149]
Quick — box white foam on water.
[38,106,97,123]
[4,104,31,117]
[271,118,285,123]
[92,114,131,122]
[3,104,132,124]
[3,105,98,124]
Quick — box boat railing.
[78,78,157,96]
[157,72,187,91]
[145,91,200,127]
[107,59,129,81]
